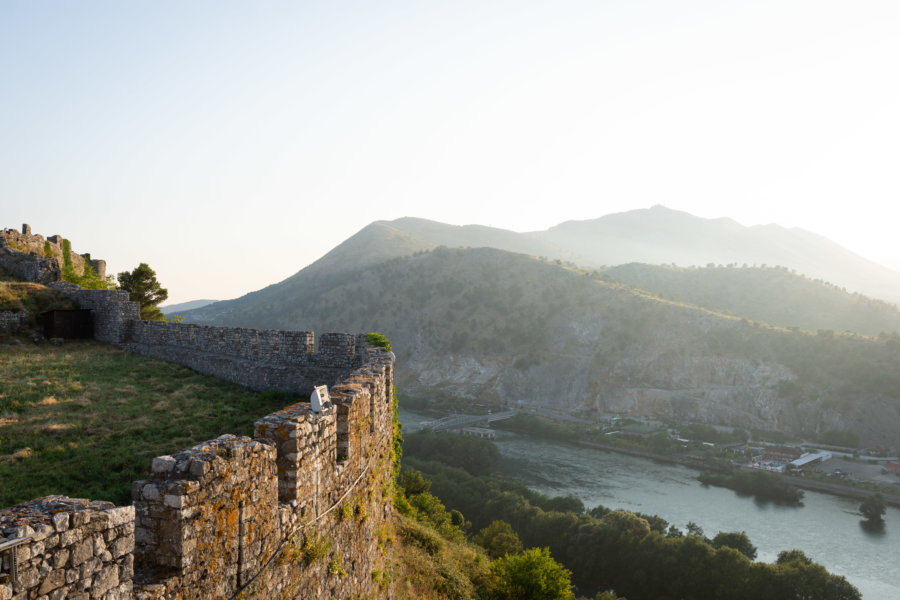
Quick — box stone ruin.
[0,224,105,284]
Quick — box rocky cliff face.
[404,328,899,443]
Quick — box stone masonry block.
[151,456,176,474]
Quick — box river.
[400,409,900,600]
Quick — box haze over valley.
[182,207,900,447]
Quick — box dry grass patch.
[169,384,204,400]
[391,515,490,600]
[0,281,78,316]
[40,423,74,433]
[0,447,33,463]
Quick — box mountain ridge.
[185,207,900,316]
[179,207,900,445]
[182,243,900,446]
[527,206,900,303]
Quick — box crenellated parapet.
[131,435,280,598]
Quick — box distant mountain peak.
[189,207,900,311]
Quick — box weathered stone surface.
[38,568,66,595]
[91,564,119,596]
[0,311,29,333]
[0,495,140,600]
[150,456,176,474]
[52,513,69,532]
[70,539,93,567]
[140,485,159,502]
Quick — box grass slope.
[0,341,295,506]
[390,515,490,600]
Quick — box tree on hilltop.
[117,263,168,321]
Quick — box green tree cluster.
[698,470,804,505]
[117,263,168,321]
[395,467,575,600]
[397,468,468,543]
[403,454,859,599]
[859,493,886,524]
[403,430,501,476]
[711,531,758,560]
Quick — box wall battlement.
[123,322,370,395]
[1,242,397,600]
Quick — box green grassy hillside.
[0,342,294,506]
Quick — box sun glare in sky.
[2,0,898,303]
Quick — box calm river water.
[400,409,900,599]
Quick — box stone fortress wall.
[0,225,105,283]
[0,312,29,333]
[0,225,396,600]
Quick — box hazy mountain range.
[296,206,900,304]
[159,299,219,315]
[181,207,900,444]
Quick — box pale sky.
[2,0,899,304]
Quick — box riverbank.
[575,439,723,470]
[775,473,900,507]
[578,439,900,508]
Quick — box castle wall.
[0,497,135,600]
[0,312,29,333]
[123,323,369,396]
[48,284,141,344]
[0,225,102,283]
[128,351,395,600]
[40,282,370,397]
[131,435,280,599]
